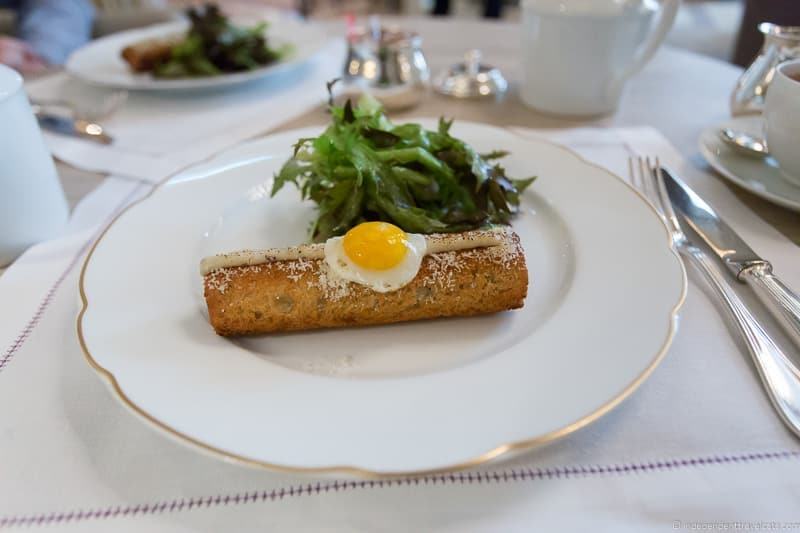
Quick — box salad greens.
[154,4,284,78]
[272,87,536,242]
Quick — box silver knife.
[34,109,113,145]
[662,167,800,349]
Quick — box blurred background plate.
[65,16,331,91]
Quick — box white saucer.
[699,116,800,213]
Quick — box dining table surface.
[50,18,800,249]
[3,15,800,532]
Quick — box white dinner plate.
[699,116,800,213]
[79,121,686,476]
[66,18,330,91]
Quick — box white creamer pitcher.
[520,0,679,116]
[0,65,68,267]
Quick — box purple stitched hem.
[0,183,148,374]
[1,450,798,529]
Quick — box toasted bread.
[121,37,180,72]
[203,230,528,336]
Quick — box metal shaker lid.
[433,49,507,98]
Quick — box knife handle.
[682,245,800,438]
[741,263,800,351]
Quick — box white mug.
[520,0,679,116]
[0,64,68,267]
[764,59,800,186]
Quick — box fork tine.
[628,155,668,222]
[638,157,651,199]
[639,156,659,208]
[628,156,646,199]
[630,156,645,191]
[646,157,680,227]
[628,157,637,189]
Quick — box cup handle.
[615,0,680,84]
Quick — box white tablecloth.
[1,126,798,532]
[25,39,343,182]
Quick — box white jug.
[0,65,68,267]
[520,0,679,116]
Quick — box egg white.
[323,233,428,293]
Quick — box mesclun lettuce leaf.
[272,90,536,242]
[154,4,286,78]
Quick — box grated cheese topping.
[199,227,508,276]
[203,228,523,299]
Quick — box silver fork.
[630,156,800,439]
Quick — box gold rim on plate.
[76,127,688,478]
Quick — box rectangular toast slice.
[203,230,528,336]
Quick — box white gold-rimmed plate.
[700,116,800,213]
[79,121,686,476]
[65,18,330,91]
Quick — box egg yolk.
[342,222,408,270]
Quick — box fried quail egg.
[324,222,427,292]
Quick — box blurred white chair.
[666,0,743,62]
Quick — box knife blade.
[661,169,763,276]
[661,166,800,349]
[35,112,113,145]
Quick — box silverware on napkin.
[630,157,800,439]
[30,91,126,146]
[661,166,800,351]
[33,108,113,145]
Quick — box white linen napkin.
[1,127,799,532]
[24,40,344,182]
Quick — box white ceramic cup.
[765,59,800,186]
[520,0,679,116]
[0,64,68,267]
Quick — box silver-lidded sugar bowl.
[343,22,430,110]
